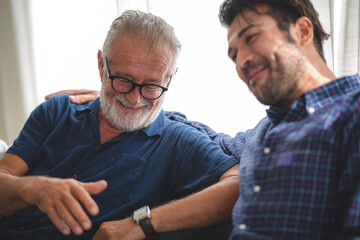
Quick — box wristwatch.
[133,206,157,239]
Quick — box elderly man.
[0,10,238,240]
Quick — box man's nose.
[125,87,143,105]
[236,49,254,71]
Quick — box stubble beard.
[250,42,306,108]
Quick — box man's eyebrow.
[238,24,257,38]
[112,72,163,84]
[112,71,130,78]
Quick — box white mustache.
[114,94,151,109]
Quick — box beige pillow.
[0,139,8,157]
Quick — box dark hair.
[219,0,330,60]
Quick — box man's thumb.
[84,180,107,195]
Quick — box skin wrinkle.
[238,6,297,44]
[108,35,173,84]
[108,50,171,85]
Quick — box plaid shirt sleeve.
[164,111,245,161]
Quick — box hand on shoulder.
[45,89,99,104]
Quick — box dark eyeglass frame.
[105,57,172,100]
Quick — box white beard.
[100,81,164,132]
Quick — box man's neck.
[279,61,333,111]
[307,53,336,80]
[98,109,123,144]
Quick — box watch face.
[133,206,150,223]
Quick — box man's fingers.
[45,90,80,100]
[69,93,99,104]
[75,180,107,216]
[46,207,71,235]
[34,178,107,234]
[56,201,84,235]
[44,89,99,101]
[83,180,107,195]
[63,192,93,231]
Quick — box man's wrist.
[133,206,157,239]
[125,217,146,239]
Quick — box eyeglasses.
[105,57,171,100]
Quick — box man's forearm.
[150,174,239,233]
[0,171,107,235]
[93,165,239,239]
[0,153,34,215]
[0,173,32,215]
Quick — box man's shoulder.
[334,81,360,113]
[164,111,218,136]
[40,94,70,108]
[308,75,360,120]
[41,95,94,112]
[164,114,208,136]
[30,95,96,126]
[339,88,360,125]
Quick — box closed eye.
[144,84,161,90]
[246,33,258,44]
[231,53,237,63]
[116,77,131,83]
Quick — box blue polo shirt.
[2,95,238,239]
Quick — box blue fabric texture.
[167,74,360,239]
[2,96,238,240]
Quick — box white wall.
[0,0,35,144]
[0,0,345,145]
[29,0,266,140]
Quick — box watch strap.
[139,218,157,239]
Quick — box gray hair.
[102,10,181,76]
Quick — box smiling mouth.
[117,100,145,113]
[247,66,266,87]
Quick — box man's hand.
[92,164,239,239]
[20,177,107,236]
[92,218,145,240]
[45,89,99,104]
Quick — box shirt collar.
[83,97,100,113]
[141,110,167,137]
[267,74,360,125]
[80,98,166,137]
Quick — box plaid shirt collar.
[266,74,360,125]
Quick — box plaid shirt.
[166,74,360,239]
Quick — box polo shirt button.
[239,224,246,230]
[308,107,316,114]
[72,174,78,180]
[263,147,270,154]
[253,185,261,192]
[95,146,101,152]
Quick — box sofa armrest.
[155,220,232,240]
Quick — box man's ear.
[293,16,314,47]
[97,50,104,81]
